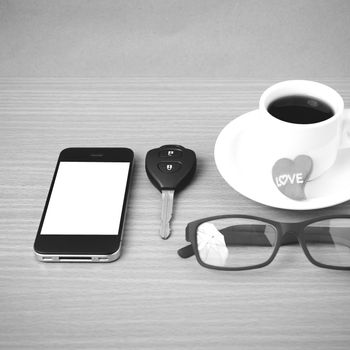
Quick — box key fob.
[145,145,197,192]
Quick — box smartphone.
[34,147,134,262]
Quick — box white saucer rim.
[214,110,350,210]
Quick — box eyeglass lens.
[195,218,278,268]
[304,219,350,267]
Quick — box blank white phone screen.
[41,162,130,235]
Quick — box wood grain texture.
[1,78,350,349]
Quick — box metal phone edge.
[33,245,122,263]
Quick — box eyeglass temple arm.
[177,225,271,259]
[303,227,350,247]
[216,225,340,246]
[178,244,195,259]
[177,223,196,258]
[177,225,350,259]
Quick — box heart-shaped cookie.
[272,155,313,201]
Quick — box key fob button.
[159,149,183,158]
[158,162,182,173]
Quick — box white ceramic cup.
[252,80,350,180]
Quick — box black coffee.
[267,95,334,124]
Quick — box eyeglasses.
[177,215,350,270]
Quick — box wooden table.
[1,78,350,349]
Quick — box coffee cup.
[249,80,350,181]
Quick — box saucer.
[214,110,350,210]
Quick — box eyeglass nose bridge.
[279,223,304,246]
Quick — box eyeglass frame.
[178,214,350,271]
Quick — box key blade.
[160,190,174,239]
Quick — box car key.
[145,145,197,239]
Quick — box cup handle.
[340,109,350,149]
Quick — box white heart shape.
[279,174,289,186]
